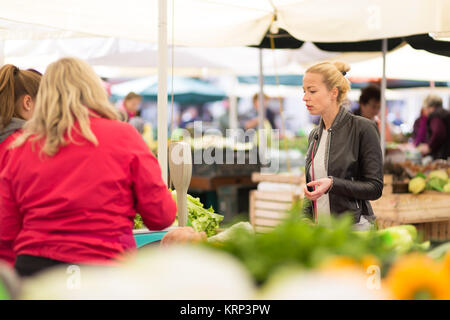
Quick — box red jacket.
[0,133,19,266]
[0,116,176,265]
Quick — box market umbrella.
[110,76,227,105]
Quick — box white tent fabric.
[275,0,450,42]
[0,0,448,46]
[3,37,450,82]
[0,18,89,40]
[339,44,450,82]
[1,37,337,77]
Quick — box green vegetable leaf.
[415,172,426,179]
[172,190,224,237]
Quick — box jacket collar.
[319,106,351,132]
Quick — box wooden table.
[189,175,256,191]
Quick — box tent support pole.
[229,76,238,130]
[258,48,266,165]
[158,0,168,185]
[380,38,387,161]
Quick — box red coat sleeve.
[0,172,21,266]
[129,134,177,231]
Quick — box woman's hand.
[303,178,333,201]
[161,226,207,248]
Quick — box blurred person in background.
[0,65,41,267]
[0,57,176,278]
[353,84,392,142]
[302,61,383,231]
[179,106,200,129]
[119,91,141,121]
[118,92,146,134]
[411,107,428,146]
[243,93,277,130]
[417,94,450,160]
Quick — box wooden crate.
[371,191,450,241]
[249,172,305,233]
[250,190,302,233]
[252,172,305,185]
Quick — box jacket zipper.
[351,177,360,209]
[326,128,332,175]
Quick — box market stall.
[373,162,450,242]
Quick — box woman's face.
[302,72,337,116]
[125,97,141,113]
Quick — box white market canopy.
[0,0,449,45]
[335,44,450,82]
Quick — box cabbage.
[426,177,447,192]
[428,170,448,181]
[374,225,431,254]
[208,222,254,243]
[408,177,426,194]
[443,183,450,193]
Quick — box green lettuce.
[171,190,224,237]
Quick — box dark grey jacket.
[303,106,383,223]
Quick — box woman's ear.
[23,95,33,111]
[331,87,339,101]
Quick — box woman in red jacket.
[0,65,42,267]
[0,57,177,277]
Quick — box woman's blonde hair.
[306,61,351,105]
[13,57,120,156]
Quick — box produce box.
[371,191,450,241]
[250,172,305,233]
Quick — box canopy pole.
[158,0,168,185]
[380,38,387,161]
[228,76,238,130]
[258,48,266,165]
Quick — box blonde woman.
[0,65,41,267]
[302,61,383,229]
[0,57,176,277]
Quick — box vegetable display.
[408,169,450,194]
[204,201,430,284]
[171,190,224,237]
[133,191,223,236]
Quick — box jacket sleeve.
[130,133,177,231]
[330,121,384,201]
[302,130,315,217]
[0,173,21,265]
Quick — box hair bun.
[332,61,350,75]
